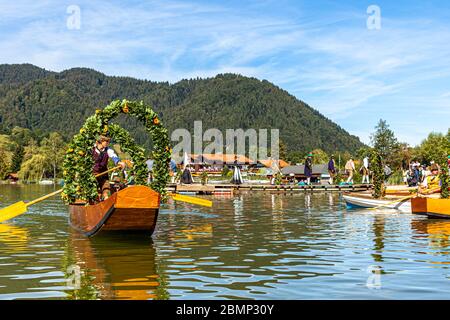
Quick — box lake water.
[0,184,450,300]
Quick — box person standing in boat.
[327,155,336,185]
[304,153,313,185]
[92,135,126,201]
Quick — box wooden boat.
[69,185,160,237]
[385,186,418,196]
[343,192,411,212]
[411,197,450,218]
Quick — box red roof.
[190,153,254,164]
[258,159,290,169]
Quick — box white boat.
[39,180,54,185]
[343,192,411,213]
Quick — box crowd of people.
[404,158,449,191]
[90,135,449,200]
[313,153,449,188]
[325,155,372,185]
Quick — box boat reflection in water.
[65,231,169,300]
[0,223,29,253]
[411,219,450,252]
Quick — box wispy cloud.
[0,0,449,146]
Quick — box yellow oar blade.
[171,194,213,208]
[0,201,28,223]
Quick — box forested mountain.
[0,64,364,154]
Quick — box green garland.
[370,149,385,199]
[440,159,449,199]
[62,99,171,204]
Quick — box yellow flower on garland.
[103,125,108,133]
[80,128,86,134]
[68,148,74,153]
[153,117,160,125]
[78,151,85,156]
[122,103,129,113]
[95,109,102,115]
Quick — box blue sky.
[1,0,449,146]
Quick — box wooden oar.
[0,166,122,223]
[368,194,416,211]
[170,193,213,207]
[368,186,441,211]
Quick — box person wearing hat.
[345,157,355,184]
[304,153,313,185]
[92,135,126,201]
[420,163,441,193]
[327,155,336,185]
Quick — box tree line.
[0,127,66,182]
[284,119,450,185]
[0,64,365,154]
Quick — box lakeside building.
[281,164,330,184]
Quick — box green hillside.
[0,64,364,154]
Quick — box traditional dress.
[181,168,194,184]
[304,157,313,184]
[328,158,336,184]
[92,146,120,195]
[362,157,370,184]
[423,174,440,190]
[345,159,355,183]
[231,160,243,185]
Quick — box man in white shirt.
[362,156,370,184]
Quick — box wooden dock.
[167,183,372,195]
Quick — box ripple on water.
[1,187,450,299]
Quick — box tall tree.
[415,132,450,165]
[10,127,33,145]
[0,150,8,179]
[311,149,329,164]
[286,151,304,165]
[41,132,66,180]
[0,134,16,171]
[370,119,399,164]
[18,154,48,182]
[10,145,24,173]
[23,138,39,162]
[279,140,288,161]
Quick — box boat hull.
[69,186,160,237]
[411,197,450,218]
[343,193,411,212]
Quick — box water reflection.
[66,232,169,300]
[0,224,29,252]
[411,219,450,252]
[371,216,385,263]
[2,185,450,299]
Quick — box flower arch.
[62,99,171,204]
